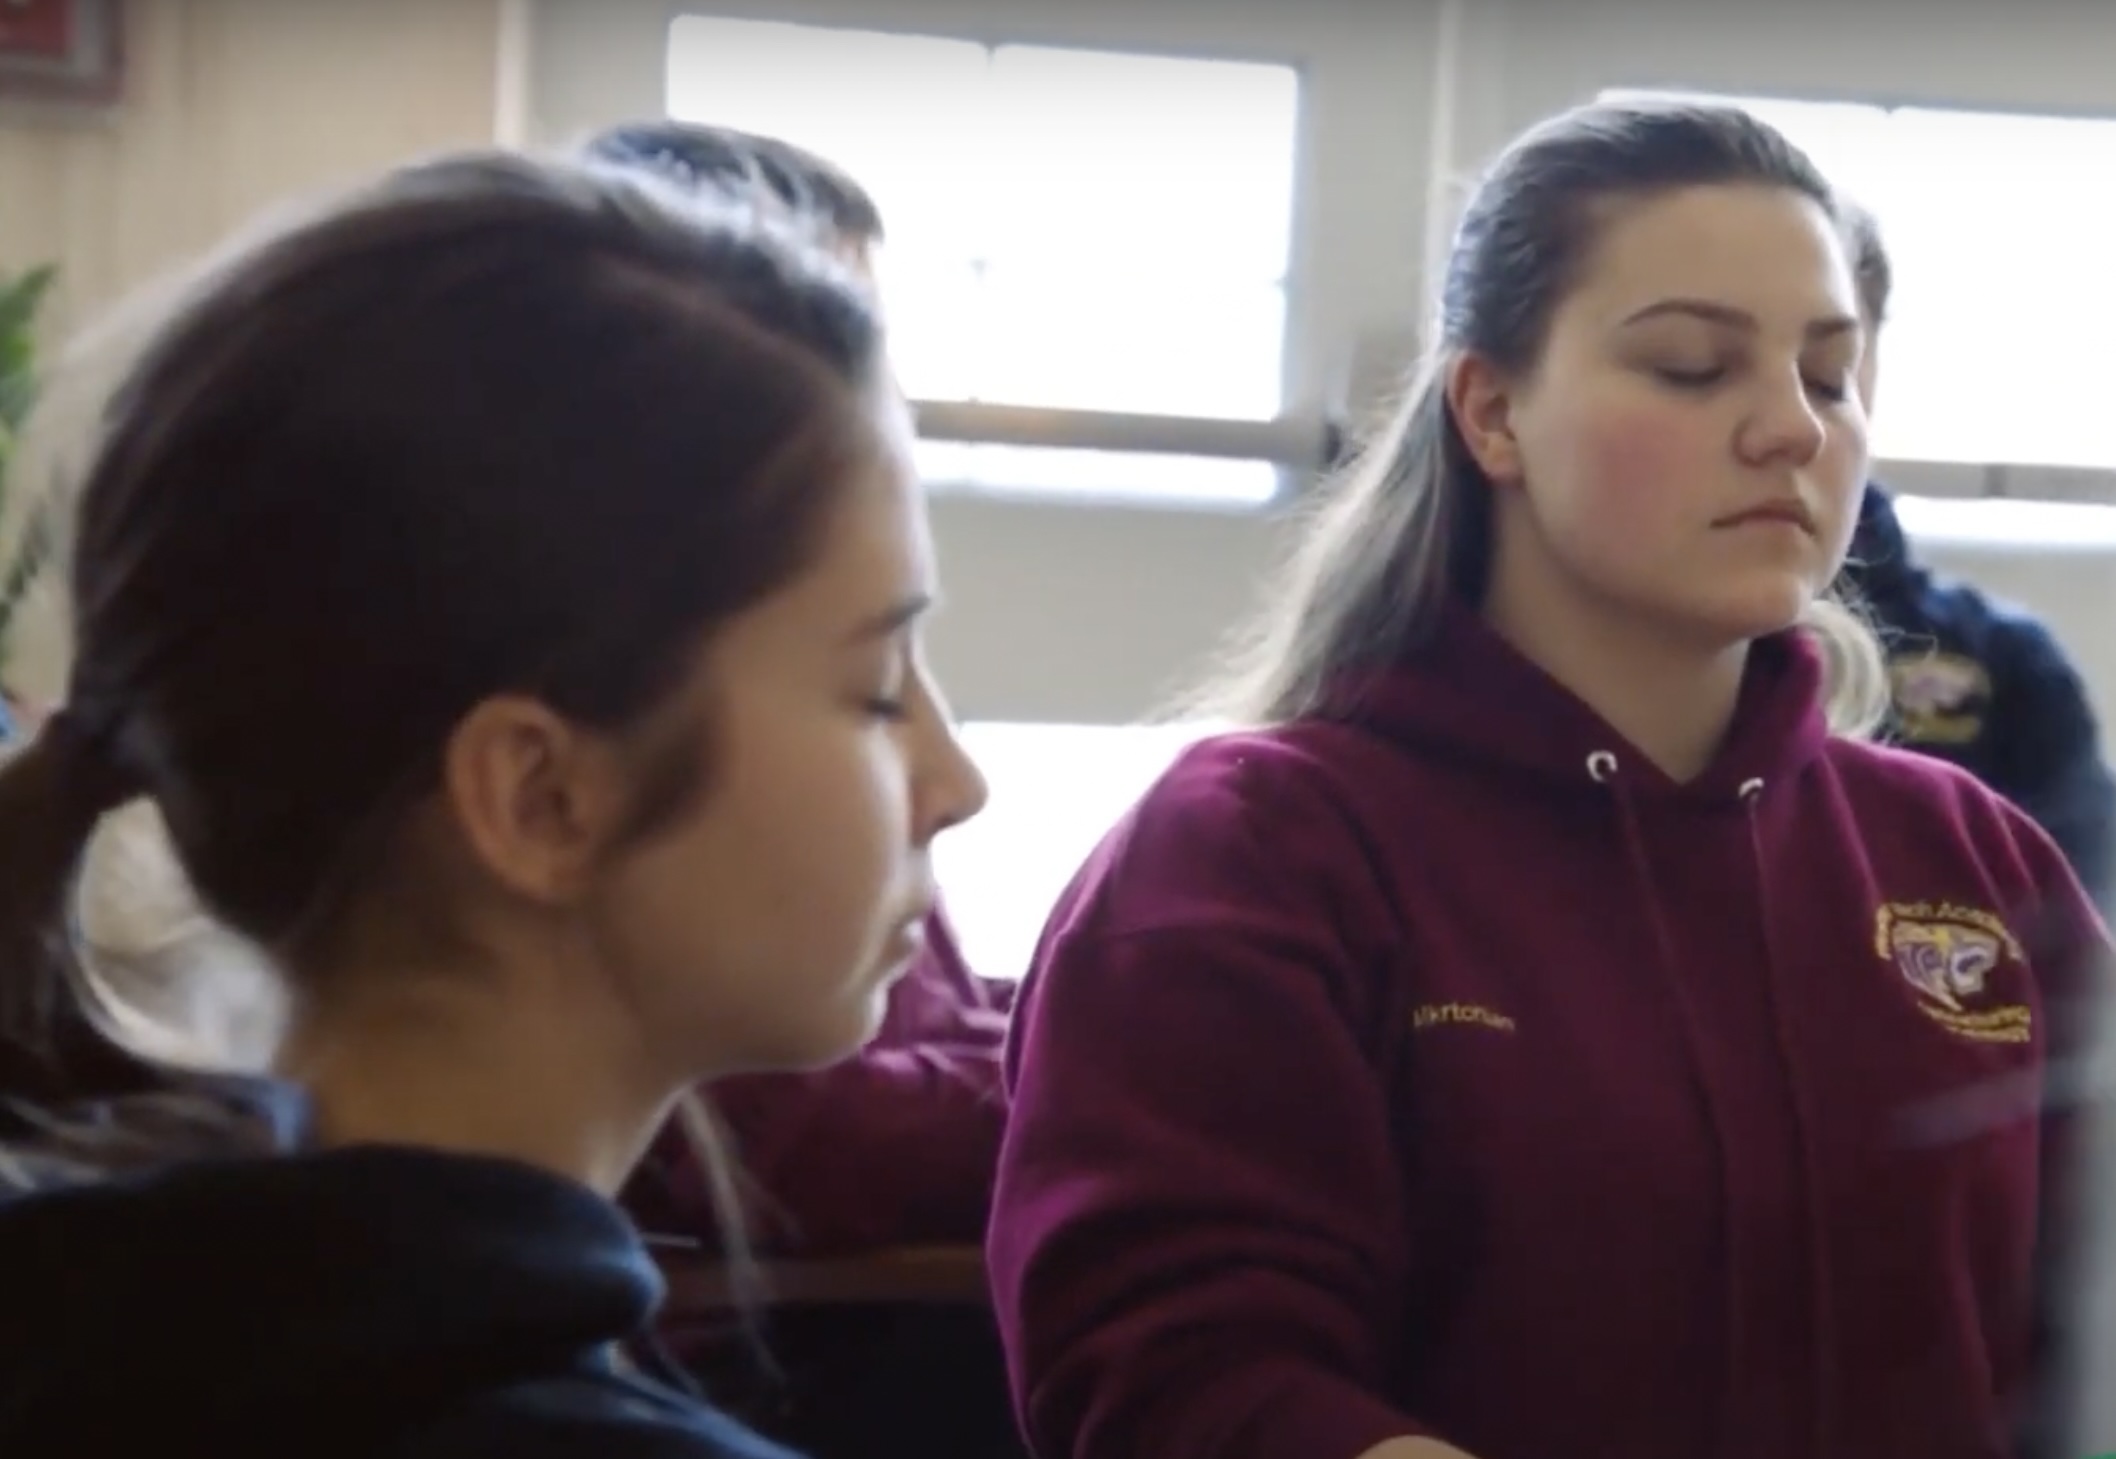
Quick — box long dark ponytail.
[0,710,160,1099]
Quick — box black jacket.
[0,1078,794,1458]
[1846,484,2116,902]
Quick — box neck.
[274,972,670,1197]
[1482,540,1747,784]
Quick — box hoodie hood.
[1322,598,1830,806]
[0,1079,673,1454]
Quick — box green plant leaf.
[0,264,56,338]
[0,262,59,675]
[0,498,54,652]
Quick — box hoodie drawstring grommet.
[1586,750,1618,783]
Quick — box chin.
[770,1011,885,1073]
[818,970,904,1064]
[1688,581,1814,644]
[746,943,917,1072]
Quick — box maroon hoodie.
[988,604,2109,1459]
[633,903,1011,1255]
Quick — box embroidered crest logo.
[1874,901,2031,1044]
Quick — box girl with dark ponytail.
[0,147,984,1457]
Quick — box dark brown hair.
[0,150,887,1100]
[582,121,885,247]
[1190,98,1887,733]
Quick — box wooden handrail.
[660,1243,989,1314]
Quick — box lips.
[1717,500,1816,534]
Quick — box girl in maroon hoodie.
[988,99,2113,1459]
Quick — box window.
[1888,494,2116,550]
[668,16,1303,506]
[932,720,1217,980]
[1605,89,2116,478]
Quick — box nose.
[924,723,989,841]
[911,679,989,846]
[1736,368,1828,468]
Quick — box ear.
[440,695,629,907]
[1445,352,1526,487]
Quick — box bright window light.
[1889,495,2116,550]
[933,720,1220,980]
[668,16,1302,506]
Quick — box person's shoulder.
[1821,734,2015,816]
[395,1371,798,1459]
[1116,721,1397,868]
[1144,719,1401,816]
[1063,721,1407,949]
[1817,734,2038,844]
[1817,736,2057,881]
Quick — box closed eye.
[1656,363,1850,404]
[1654,365,1724,390]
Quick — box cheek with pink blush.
[1534,390,1715,546]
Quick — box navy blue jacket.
[1846,484,2116,902]
[0,1079,795,1458]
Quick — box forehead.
[1565,183,1857,327]
[777,392,929,614]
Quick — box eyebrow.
[1620,298,1859,341]
[845,591,933,644]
